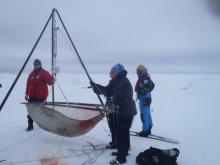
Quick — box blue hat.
[111,63,125,73]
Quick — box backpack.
[136,147,180,165]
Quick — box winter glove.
[90,82,100,94]
[90,81,96,89]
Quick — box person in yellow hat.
[135,64,155,137]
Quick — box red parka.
[26,68,54,99]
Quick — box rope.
[81,142,106,165]
[0,142,107,165]
[58,28,106,102]
[57,28,106,104]
[58,28,79,63]
[67,141,107,165]
[46,78,69,104]
[55,79,69,104]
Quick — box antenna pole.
[0,12,53,111]
[55,10,104,105]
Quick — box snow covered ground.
[0,72,219,165]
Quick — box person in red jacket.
[25,59,54,131]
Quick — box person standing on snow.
[25,59,54,131]
[135,64,155,137]
[91,63,136,165]
[0,83,2,88]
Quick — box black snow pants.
[27,97,46,125]
[107,113,117,145]
[116,115,134,163]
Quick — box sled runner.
[130,131,179,144]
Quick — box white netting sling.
[24,102,111,137]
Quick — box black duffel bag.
[136,147,180,165]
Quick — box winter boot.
[106,142,116,149]
[109,159,126,165]
[26,115,34,131]
[111,152,129,156]
[26,122,33,131]
[26,125,33,131]
[138,130,151,137]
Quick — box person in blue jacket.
[135,64,155,137]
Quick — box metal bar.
[22,102,105,112]
[45,101,103,107]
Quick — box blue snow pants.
[139,94,153,132]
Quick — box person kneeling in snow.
[91,63,136,165]
[135,64,155,137]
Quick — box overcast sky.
[0,0,220,74]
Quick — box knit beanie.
[110,63,125,73]
[33,59,42,66]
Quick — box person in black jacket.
[91,63,136,165]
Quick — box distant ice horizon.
[0,62,219,74]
